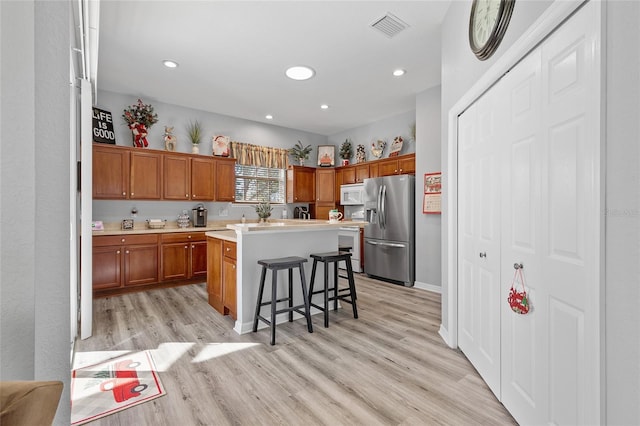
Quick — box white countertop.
[226,219,366,233]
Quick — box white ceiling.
[96,1,451,136]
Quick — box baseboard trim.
[413,281,442,294]
[439,324,455,349]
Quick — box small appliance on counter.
[177,210,191,228]
[192,204,208,227]
[147,219,167,229]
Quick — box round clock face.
[469,0,515,61]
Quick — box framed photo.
[317,145,335,167]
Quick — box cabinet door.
[124,244,159,286]
[398,154,415,174]
[377,159,399,176]
[191,157,216,200]
[315,168,335,203]
[314,203,334,221]
[190,240,208,279]
[342,166,356,184]
[223,257,237,320]
[160,242,189,281]
[334,168,343,202]
[93,144,129,199]
[130,151,161,199]
[163,154,190,200]
[355,164,370,183]
[369,162,379,178]
[287,166,315,203]
[207,238,224,313]
[215,158,236,201]
[92,245,122,289]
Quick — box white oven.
[338,226,362,272]
[340,183,365,205]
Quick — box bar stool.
[252,256,313,345]
[308,251,358,328]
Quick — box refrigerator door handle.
[365,240,379,245]
[380,184,387,229]
[376,185,382,229]
[376,241,406,248]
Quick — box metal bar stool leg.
[323,260,329,328]
[288,267,294,322]
[333,260,339,311]
[345,257,358,319]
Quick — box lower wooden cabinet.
[160,232,207,281]
[207,237,237,319]
[93,231,207,297]
[92,234,159,291]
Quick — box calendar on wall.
[423,172,442,214]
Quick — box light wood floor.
[74,275,516,425]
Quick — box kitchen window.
[234,164,285,203]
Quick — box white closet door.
[457,83,504,397]
[499,48,545,424]
[500,2,601,424]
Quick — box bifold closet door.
[457,82,505,397]
[458,2,602,424]
[500,2,602,424]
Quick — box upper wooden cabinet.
[93,144,236,201]
[93,144,130,199]
[129,150,162,199]
[287,165,315,203]
[342,166,356,184]
[354,164,370,183]
[215,157,236,202]
[376,153,416,177]
[315,168,335,203]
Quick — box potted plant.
[288,140,312,166]
[122,99,158,148]
[187,120,202,154]
[254,201,273,223]
[339,138,353,166]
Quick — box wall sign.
[92,107,116,144]
[423,172,442,214]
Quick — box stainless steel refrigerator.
[363,174,415,286]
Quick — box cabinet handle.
[399,169,403,172]
[121,238,125,243]
[125,250,129,254]
[226,247,230,252]
[131,192,134,196]
[186,194,189,198]
[232,264,236,269]
[192,245,195,248]
[116,250,120,254]
[122,192,126,196]
[193,194,197,198]
[188,235,191,239]
[185,246,188,249]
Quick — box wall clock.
[469,0,515,61]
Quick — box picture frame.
[317,145,335,167]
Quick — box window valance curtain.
[230,142,290,169]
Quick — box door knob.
[479,252,487,258]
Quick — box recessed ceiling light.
[285,66,315,81]
[393,69,406,77]
[265,115,273,120]
[162,60,179,68]
[320,104,329,110]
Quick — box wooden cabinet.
[160,232,207,281]
[376,153,416,177]
[93,234,159,291]
[286,165,315,203]
[215,157,236,201]
[354,164,370,183]
[93,144,129,199]
[93,144,235,201]
[207,237,237,319]
[222,241,237,319]
[342,166,356,184]
[93,144,162,200]
[314,168,336,220]
[164,154,216,201]
[129,150,162,199]
[315,168,335,203]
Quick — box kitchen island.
[206,219,365,334]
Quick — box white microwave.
[340,183,365,205]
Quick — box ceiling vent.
[371,13,409,38]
